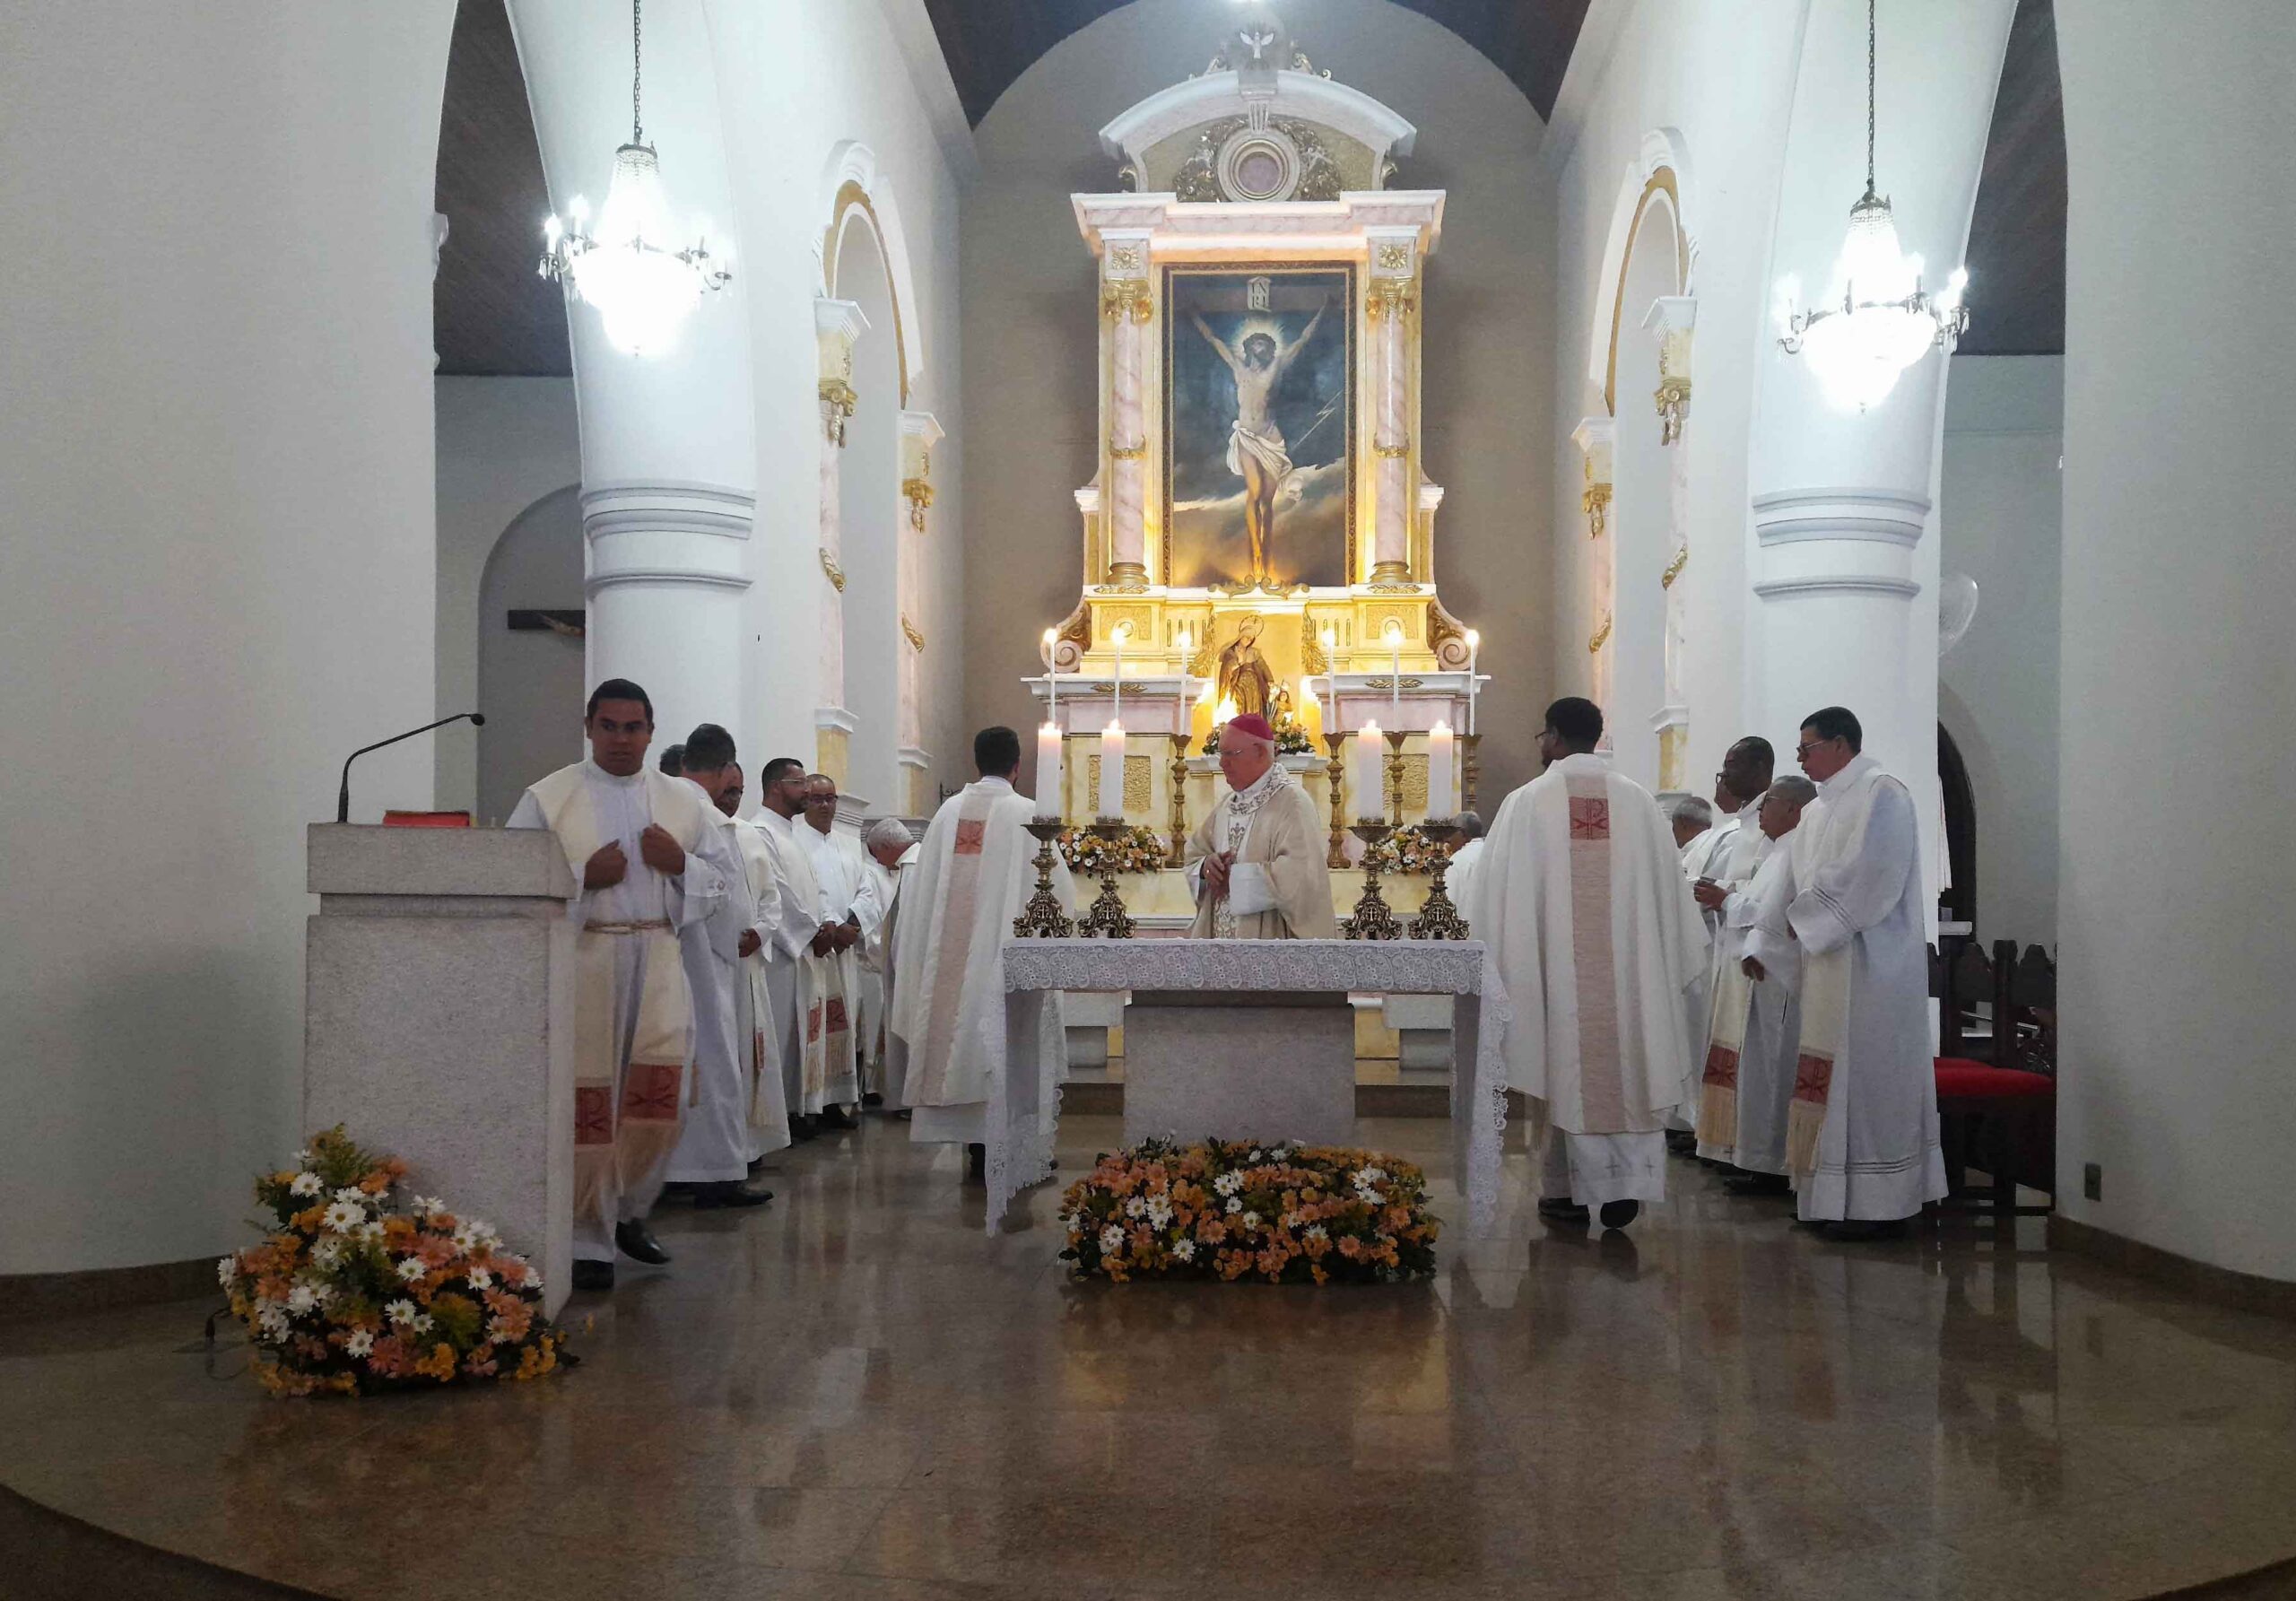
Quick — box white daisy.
[216,1256,238,1287]
[333,1187,369,1207]
[465,1266,493,1291]
[1225,1197,1242,1214]
[385,1299,419,1326]
[1099,1225,1125,1256]
[413,1313,436,1335]
[344,1328,376,1357]
[1241,1211,1262,1231]
[1307,1224,1328,1241]
[287,1284,319,1314]
[256,1302,291,1340]
[288,1171,324,1197]
[320,1200,363,1231]
[1248,1148,1264,1162]
[395,1256,428,1282]
[356,1220,387,1241]
[310,1237,345,1269]
[1123,1196,1146,1220]
[1146,1198,1173,1230]
[293,1148,312,1166]
[413,1195,446,1217]
[1213,1172,1243,1197]
[1171,1238,1196,1262]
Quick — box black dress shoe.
[1665,1130,1698,1154]
[861,1092,884,1108]
[613,1219,673,1265]
[693,1180,773,1209]
[1598,1199,1641,1231]
[965,1142,987,1184]
[788,1115,816,1144]
[1726,1171,1793,1196]
[821,1105,860,1131]
[571,1259,615,1292]
[1537,1197,1590,1222]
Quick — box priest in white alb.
[1779,706,1948,1239]
[1464,697,1709,1231]
[707,761,793,1169]
[797,773,866,1127]
[1184,713,1338,939]
[506,678,735,1292]
[891,727,1074,1179]
[1673,735,1775,1135]
[857,818,916,1107]
[1693,774,1818,1189]
[750,757,832,1141]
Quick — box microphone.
[335,713,485,823]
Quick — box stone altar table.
[996,939,1510,1238]
[304,824,577,1317]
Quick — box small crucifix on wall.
[506,609,586,639]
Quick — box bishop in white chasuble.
[1183,714,1337,940]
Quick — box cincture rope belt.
[583,918,674,935]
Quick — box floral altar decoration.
[1361,824,1453,876]
[1059,1138,1439,1284]
[1059,824,1171,876]
[219,1127,569,1397]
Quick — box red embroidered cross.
[807,1004,823,1044]
[574,1085,614,1145]
[826,997,849,1032]
[1568,796,1610,840]
[622,1061,683,1121]
[1792,1052,1834,1105]
[954,820,987,857]
[1701,1044,1739,1089]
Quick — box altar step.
[1061,1066,1525,1120]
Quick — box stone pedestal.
[1065,989,1127,1070]
[1122,992,1355,1148]
[1382,993,1456,1069]
[303,825,577,1318]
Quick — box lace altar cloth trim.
[991,940,1513,1240]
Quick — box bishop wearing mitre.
[1185,713,1338,939]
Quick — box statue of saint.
[1189,300,1327,587]
[1217,613,1277,721]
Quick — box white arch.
[1585,127,1698,414]
[818,140,929,403]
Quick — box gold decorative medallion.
[819,549,847,593]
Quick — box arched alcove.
[476,484,585,824]
[1604,192,1683,787]
[833,215,905,810]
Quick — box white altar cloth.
[996,939,1511,1237]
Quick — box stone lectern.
[304,825,576,1317]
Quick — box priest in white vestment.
[1781,707,1949,1237]
[1464,698,1709,1231]
[1446,811,1488,913]
[660,727,774,1209]
[751,758,833,1137]
[1183,713,1338,939]
[506,678,734,1291]
[857,819,916,1107]
[891,727,1075,1173]
[797,774,866,1125]
[708,763,792,1166]
[1675,737,1776,1130]
[1694,776,1819,1187]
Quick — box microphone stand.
[336,713,484,823]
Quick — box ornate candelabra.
[1342,821,1405,941]
[1464,734,1482,815]
[1386,728,1411,827]
[1013,818,1074,938]
[1407,818,1470,940]
[1075,818,1136,939]
[1323,732,1351,870]
[1166,734,1190,868]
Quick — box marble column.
[815,298,866,783]
[1100,234,1152,591]
[1645,294,1695,787]
[1570,417,1616,712]
[1367,231,1419,586]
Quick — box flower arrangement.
[1199,709,1318,757]
[219,1127,569,1397]
[1059,1139,1439,1284]
[1058,824,1171,875]
[1362,824,1453,875]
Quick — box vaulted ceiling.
[430,0,2064,377]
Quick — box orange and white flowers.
[1058,1138,1439,1285]
[220,1126,569,1397]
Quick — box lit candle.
[1320,624,1340,714]
[1465,629,1480,737]
[1035,721,1063,819]
[1353,721,1384,821]
[1214,694,1239,725]
[1299,678,1322,741]
[1043,628,1058,722]
[1385,620,1404,722]
[1099,719,1126,820]
[1427,719,1456,820]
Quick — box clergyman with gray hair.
[857,817,918,1108]
[1446,809,1488,912]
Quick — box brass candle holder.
[1166,733,1190,868]
[1013,818,1074,938]
[1386,727,1411,827]
[1341,820,1405,941]
[1408,817,1471,941]
[1323,732,1351,870]
[1076,818,1136,939]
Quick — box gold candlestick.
[1323,732,1350,870]
[1464,734,1482,814]
[1408,818,1470,941]
[1013,818,1074,939]
[1342,820,1405,941]
[1385,727,1410,828]
[1166,734,1190,869]
[1076,818,1136,939]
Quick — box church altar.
[992,939,1511,1239]
[1023,15,1491,868]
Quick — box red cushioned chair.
[1933,939,2056,1221]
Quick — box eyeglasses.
[1794,738,1839,759]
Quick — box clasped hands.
[1200,850,1238,901]
[583,825,687,890]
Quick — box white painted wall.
[1938,355,2061,948]
[2055,2,2296,1281]
[434,377,581,814]
[476,486,588,826]
[958,0,1556,805]
[0,4,456,1274]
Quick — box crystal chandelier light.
[1777,0,1969,411]
[539,0,731,356]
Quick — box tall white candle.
[1427,719,1456,820]
[1099,720,1126,820]
[1386,622,1404,721]
[1353,721,1384,821]
[1111,622,1128,721]
[1043,628,1058,721]
[1035,722,1063,819]
[1465,629,1480,737]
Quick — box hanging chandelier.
[539,0,731,355]
[1778,0,1969,411]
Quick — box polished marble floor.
[4,1113,2294,1600]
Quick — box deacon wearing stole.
[507,679,731,1289]
[1184,713,1338,940]
[892,727,1075,1164]
[796,773,866,1120]
[707,764,792,1165]
[1465,698,1708,1231]
[1694,776,1820,1185]
[750,758,833,1135]
[1779,707,1948,1237]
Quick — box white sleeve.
[1185,857,1210,903]
[666,829,729,933]
[506,791,546,830]
[1226,862,1279,917]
